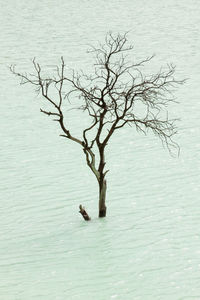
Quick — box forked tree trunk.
[99,178,107,217]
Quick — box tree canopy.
[11,32,184,219]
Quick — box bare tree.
[11,32,184,220]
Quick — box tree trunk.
[99,179,107,217]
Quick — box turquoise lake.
[0,0,200,299]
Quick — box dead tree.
[11,32,184,220]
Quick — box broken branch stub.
[79,205,91,221]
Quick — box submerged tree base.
[79,205,91,221]
[99,208,107,218]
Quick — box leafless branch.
[11,32,185,192]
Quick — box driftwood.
[79,205,91,221]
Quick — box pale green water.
[0,0,200,299]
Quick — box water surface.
[0,0,200,299]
